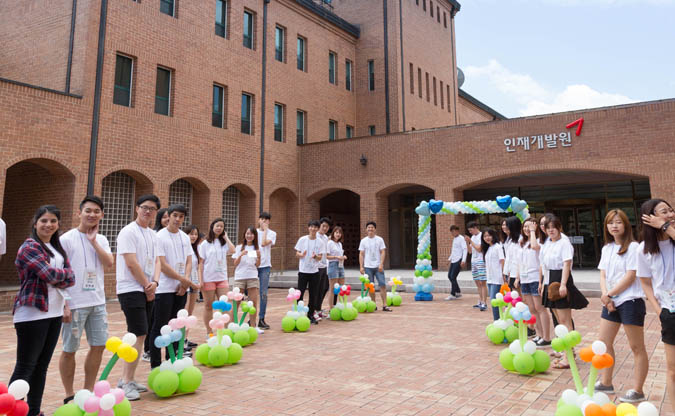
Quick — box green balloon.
[555,404,583,416]
[247,327,258,344]
[147,366,161,388]
[248,306,256,315]
[486,323,494,336]
[208,344,229,366]
[557,398,566,408]
[329,308,342,321]
[223,329,234,340]
[422,270,431,278]
[354,300,366,313]
[567,330,582,347]
[366,301,376,312]
[194,343,211,365]
[499,348,515,371]
[342,307,357,321]
[54,403,84,416]
[241,303,249,312]
[533,350,551,373]
[414,270,422,277]
[487,326,504,344]
[551,338,567,352]
[227,343,243,364]
[152,370,179,397]
[505,326,519,342]
[513,352,535,374]
[178,366,202,393]
[113,398,132,416]
[296,316,311,331]
[386,296,393,306]
[281,316,296,332]
[233,330,250,346]
[392,295,402,306]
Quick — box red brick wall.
[458,95,496,124]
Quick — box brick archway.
[269,187,298,270]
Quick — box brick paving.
[0,290,670,415]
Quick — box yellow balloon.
[616,403,638,416]
[117,343,132,360]
[105,337,122,353]
[123,347,139,363]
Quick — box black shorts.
[660,308,675,346]
[117,291,153,336]
[601,298,646,327]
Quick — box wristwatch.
[662,221,672,233]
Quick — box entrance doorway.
[549,204,601,269]
[319,190,360,268]
[387,186,436,269]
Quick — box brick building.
[0,0,673,309]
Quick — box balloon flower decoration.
[55,333,137,415]
[353,276,377,313]
[386,277,403,307]
[554,337,660,416]
[194,311,243,367]
[498,301,550,375]
[281,288,312,332]
[214,288,259,347]
[485,291,520,344]
[0,380,30,416]
[329,284,358,321]
[414,196,530,301]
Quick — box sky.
[454,0,675,118]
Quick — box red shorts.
[202,280,229,291]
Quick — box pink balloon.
[227,291,235,299]
[511,300,518,306]
[220,315,230,324]
[175,317,187,328]
[94,380,110,397]
[294,290,301,298]
[168,318,179,330]
[214,321,224,329]
[186,316,198,328]
[234,294,244,301]
[503,294,512,303]
[99,409,114,416]
[111,388,125,404]
[209,319,217,329]
[84,396,101,413]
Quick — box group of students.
[446,198,675,411]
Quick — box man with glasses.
[115,194,161,400]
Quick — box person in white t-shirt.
[502,217,521,290]
[295,220,325,324]
[233,226,263,333]
[465,221,487,311]
[316,217,332,320]
[184,225,202,349]
[256,212,276,330]
[115,194,161,400]
[327,226,347,309]
[482,228,505,321]
[0,216,6,261]
[637,199,675,413]
[59,196,114,404]
[446,225,467,300]
[359,221,391,311]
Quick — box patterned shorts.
[471,260,487,281]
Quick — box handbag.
[547,282,563,301]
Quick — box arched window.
[222,186,240,241]
[169,179,193,226]
[100,172,135,251]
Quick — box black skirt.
[541,270,589,310]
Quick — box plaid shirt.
[13,238,75,314]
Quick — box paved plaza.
[0,289,670,415]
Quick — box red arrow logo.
[566,117,584,136]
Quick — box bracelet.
[662,221,672,233]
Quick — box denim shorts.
[62,304,109,353]
[327,262,345,279]
[365,267,385,287]
[520,281,540,296]
[602,298,646,327]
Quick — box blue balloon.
[425,265,432,271]
[522,311,532,321]
[422,284,431,293]
[333,288,340,295]
[154,335,169,348]
[510,309,521,320]
[222,302,232,311]
[428,199,444,214]
[170,330,182,342]
[429,284,435,291]
[414,265,421,271]
[412,284,420,292]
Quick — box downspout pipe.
[87,0,108,195]
[259,0,270,213]
[65,0,77,94]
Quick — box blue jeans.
[488,283,501,321]
[257,267,271,319]
[448,261,461,296]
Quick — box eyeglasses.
[138,205,158,212]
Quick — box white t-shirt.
[232,244,259,280]
[327,240,344,264]
[485,243,505,285]
[295,235,325,274]
[470,233,484,263]
[519,241,540,284]
[257,228,276,268]
[60,229,111,309]
[598,242,642,307]
[503,239,520,278]
[317,233,329,269]
[637,240,675,311]
[14,243,66,323]
[359,235,386,269]
[198,239,230,283]
[156,228,191,294]
[0,218,6,255]
[116,222,158,294]
[540,237,574,271]
[449,235,467,263]
[190,249,199,285]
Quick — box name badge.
[144,258,154,277]
[247,250,257,259]
[82,269,97,291]
[216,259,225,272]
[175,262,185,276]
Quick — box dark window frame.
[297,36,306,71]
[275,25,285,63]
[368,60,375,91]
[345,59,352,91]
[346,125,354,139]
[241,93,253,134]
[215,0,227,38]
[328,51,337,85]
[243,10,255,49]
[409,62,414,95]
[154,66,172,116]
[212,84,225,128]
[368,125,376,136]
[296,110,306,145]
[328,119,337,141]
[113,54,133,107]
[274,103,285,142]
[160,0,175,17]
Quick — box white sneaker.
[313,312,322,321]
[455,293,462,298]
[255,327,265,334]
[122,383,140,401]
[445,295,457,300]
[141,352,150,362]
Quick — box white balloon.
[247,301,254,307]
[591,340,607,355]
[416,259,422,266]
[346,302,353,308]
[219,295,228,302]
[515,302,527,313]
[100,393,116,410]
[298,300,305,307]
[341,285,347,291]
[510,291,519,299]
[575,394,591,408]
[505,319,514,327]
[220,336,232,347]
[496,293,504,301]
[228,323,239,331]
[554,325,569,338]
[173,360,186,373]
[121,333,137,346]
[637,402,659,416]
[213,311,222,320]
[288,287,295,294]
[422,259,430,266]
[335,303,344,310]
[207,336,218,348]
[523,341,536,355]
[8,380,30,400]
[73,389,91,409]
[181,357,194,368]
[233,287,240,293]
[334,283,340,289]
[591,392,610,406]
[580,400,594,413]
[561,389,578,405]
[241,323,250,330]
[160,360,173,372]
[160,325,172,336]
[177,309,189,318]
[509,340,521,355]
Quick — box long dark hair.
[480,228,500,255]
[154,208,168,232]
[603,209,634,255]
[207,218,227,246]
[30,205,68,261]
[185,224,201,260]
[330,226,344,243]
[505,216,522,244]
[538,213,555,244]
[240,226,259,251]
[520,217,541,247]
[640,199,675,255]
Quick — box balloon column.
[498,300,550,375]
[386,277,403,307]
[413,196,530,301]
[0,380,30,416]
[281,288,312,332]
[194,311,243,367]
[353,276,376,313]
[329,284,358,321]
[485,292,519,344]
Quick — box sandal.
[382,306,393,312]
[552,359,570,369]
[549,351,563,359]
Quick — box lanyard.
[170,231,185,261]
[136,223,153,258]
[216,240,225,262]
[78,232,98,270]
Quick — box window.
[154,67,171,116]
[160,0,174,16]
[430,1,433,17]
[275,26,285,62]
[215,0,227,38]
[274,103,284,142]
[423,0,426,11]
[243,11,254,49]
[416,0,419,4]
[241,93,252,134]
[418,68,422,98]
[212,84,224,128]
[222,186,239,241]
[113,55,133,107]
[447,84,451,112]
[100,172,135,252]
[440,80,444,109]
[169,179,193,226]
[425,72,429,102]
[345,59,352,91]
[297,36,306,71]
[328,52,336,84]
[296,110,306,145]
[346,125,354,139]
[409,63,414,95]
[433,76,437,106]
[443,12,447,28]
[328,120,337,141]
[368,60,375,91]
[437,6,440,22]
[369,125,376,136]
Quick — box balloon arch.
[412,195,530,301]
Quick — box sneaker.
[527,328,536,337]
[313,312,322,321]
[473,302,481,308]
[122,383,140,401]
[455,293,462,298]
[186,340,198,348]
[532,336,541,343]
[309,317,319,325]
[255,327,265,334]
[141,352,150,362]
[536,339,552,348]
[479,304,487,311]
[258,319,270,330]
[594,381,615,394]
[182,350,193,358]
[126,381,148,393]
[619,389,644,403]
[445,294,457,300]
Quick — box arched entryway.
[222,184,256,245]
[318,190,360,268]
[269,188,298,270]
[169,177,210,231]
[1,158,76,285]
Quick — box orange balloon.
[592,353,613,369]
[584,403,603,416]
[579,347,594,362]
[602,353,614,367]
[600,402,616,416]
